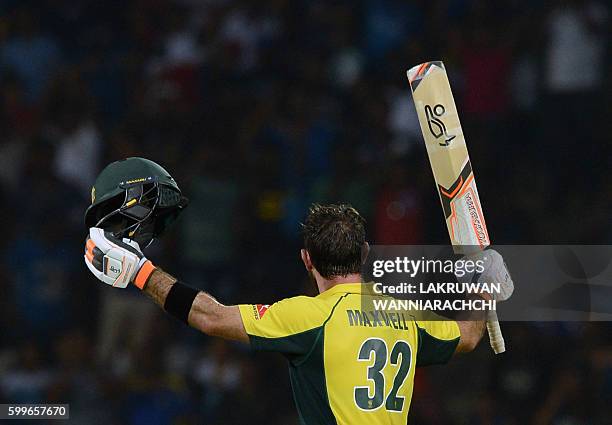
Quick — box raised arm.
[84,228,248,343]
[143,268,248,342]
[413,298,487,366]
[455,294,489,353]
[454,249,514,354]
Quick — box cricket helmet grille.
[84,157,188,247]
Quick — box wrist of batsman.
[468,291,493,302]
[133,260,156,289]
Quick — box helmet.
[84,157,188,247]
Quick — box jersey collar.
[317,282,370,298]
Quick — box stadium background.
[0,0,610,424]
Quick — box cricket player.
[84,157,513,424]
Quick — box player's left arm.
[418,250,514,360]
[414,303,486,365]
[456,320,486,352]
[456,250,514,353]
[84,227,248,342]
[455,295,489,353]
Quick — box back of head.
[302,204,366,279]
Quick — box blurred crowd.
[0,1,610,424]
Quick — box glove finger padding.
[483,250,513,301]
[84,242,116,286]
[89,228,144,258]
[466,250,514,302]
[85,228,145,288]
[85,238,104,271]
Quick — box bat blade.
[407,61,504,354]
[407,61,489,253]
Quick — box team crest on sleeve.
[253,304,270,319]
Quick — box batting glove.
[465,249,514,302]
[84,227,156,289]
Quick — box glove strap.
[134,260,156,290]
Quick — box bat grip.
[486,312,505,354]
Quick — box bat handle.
[486,313,505,354]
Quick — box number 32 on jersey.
[354,338,413,412]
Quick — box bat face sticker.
[408,61,505,354]
[424,104,456,146]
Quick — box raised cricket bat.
[407,61,505,354]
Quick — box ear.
[301,249,313,271]
[361,242,370,264]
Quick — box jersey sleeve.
[238,296,328,355]
[415,313,460,366]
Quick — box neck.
[317,273,362,293]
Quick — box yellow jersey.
[239,283,460,425]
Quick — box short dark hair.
[302,203,366,279]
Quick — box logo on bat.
[425,104,456,146]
